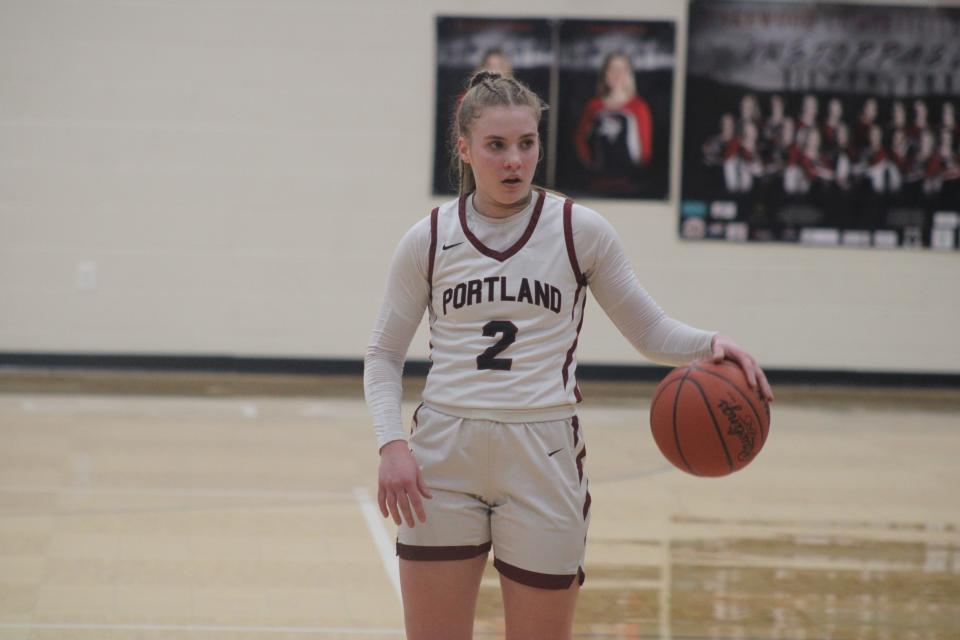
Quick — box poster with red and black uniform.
[680,0,960,250]
[555,19,675,199]
[433,17,553,196]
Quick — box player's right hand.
[377,440,433,527]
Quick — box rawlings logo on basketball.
[717,397,757,462]
[650,361,771,477]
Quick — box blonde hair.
[451,71,547,195]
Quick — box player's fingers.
[742,358,759,389]
[712,341,725,363]
[416,471,433,500]
[757,367,775,402]
[377,485,388,518]
[397,490,416,528]
[385,491,402,526]
[409,491,427,524]
[730,350,758,388]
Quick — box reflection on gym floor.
[0,373,957,639]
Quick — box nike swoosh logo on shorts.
[547,448,564,457]
[442,242,464,250]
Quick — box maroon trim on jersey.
[427,207,439,306]
[494,557,579,590]
[564,198,588,319]
[575,445,587,484]
[561,198,588,397]
[562,199,587,286]
[458,189,545,262]
[561,292,587,390]
[410,402,424,434]
[397,540,491,561]
[583,489,592,520]
[571,416,580,449]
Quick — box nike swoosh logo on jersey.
[547,448,564,457]
[442,242,464,250]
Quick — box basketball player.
[723,121,763,193]
[573,52,653,193]
[702,113,736,167]
[784,129,834,195]
[763,95,787,149]
[794,94,820,150]
[854,97,879,151]
[859,124,902,194]
[364,71,773,640]
[829,123,854,191]
[821,98,846,152]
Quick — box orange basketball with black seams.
[650,359,771,477]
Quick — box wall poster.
[681,0,960,250]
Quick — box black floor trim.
[0,353,956,388]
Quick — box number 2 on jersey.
[477,321,518,371]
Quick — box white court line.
[0,623,403,636]
[353,485,402,601]
[0,485,352,501]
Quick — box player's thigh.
[399,556,487,640]
[490,417,590,586]
[400,407,492,554]
[500,571,579,640]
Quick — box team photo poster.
[681,0,960,250]
[434,16,676,200]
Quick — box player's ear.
[457,136,471,164]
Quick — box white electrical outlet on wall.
[77,261,97,290]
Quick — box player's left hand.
[711,334,774,402]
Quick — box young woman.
[364,71,773,640]
[573,52,654,192]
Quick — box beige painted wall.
[0,0,957,373]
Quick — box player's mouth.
[502,176,524,187]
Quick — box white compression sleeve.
[363,217,431,450]
[572,205,716,365]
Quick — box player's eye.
[488,140,504,150]
[520,138,536,150]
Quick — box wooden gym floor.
[0,370,957,639]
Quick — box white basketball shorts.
[396,403,591,590]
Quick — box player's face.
[721,114,735,138]
[604,56,632,94]
[459,105,540,214]
[893,102,906,127]
[771,96,784,117]
[829,99,842,120]
[482,53,512,77]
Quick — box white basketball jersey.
[422,189,587,417]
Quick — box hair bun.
[469,70,502,88]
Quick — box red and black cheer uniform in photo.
[574,95,653,192]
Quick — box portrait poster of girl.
[554,19,676,200]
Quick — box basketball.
[650,359,771,477]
